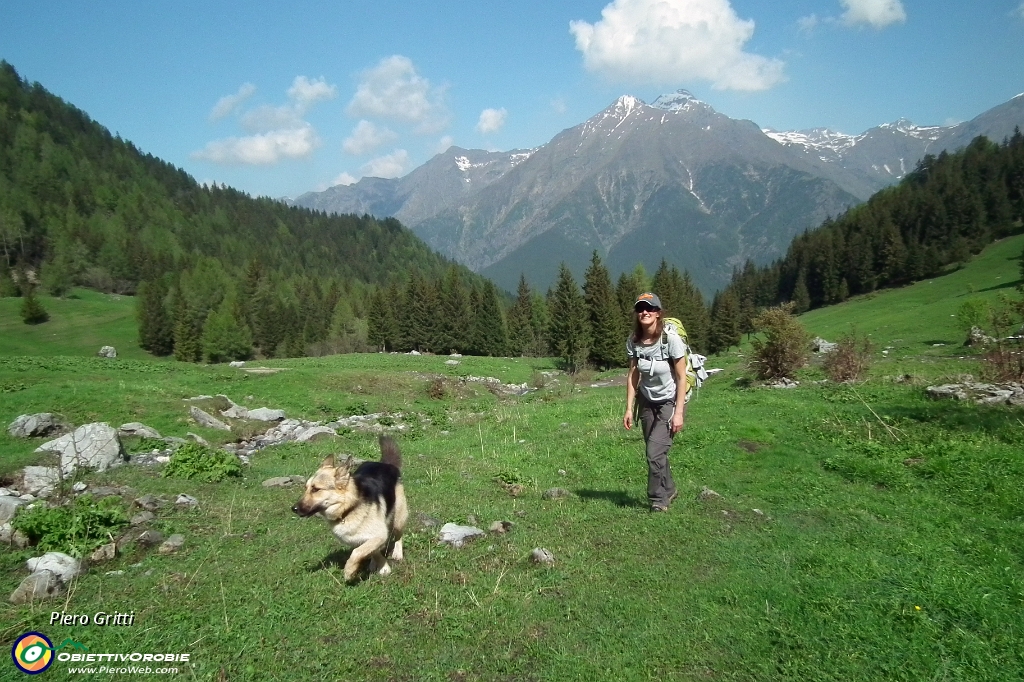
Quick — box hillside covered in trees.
[706,133,1024,353]
[0,61,492,359]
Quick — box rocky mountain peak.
[650,89,703,111]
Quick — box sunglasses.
[635,305,659,314]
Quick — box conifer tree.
[466,282,509,356]
[136,278,173,356]
[172,291,201,362]
[530,292,551,357]
[583,252,622,369]
[20,286,48,324]
[507,275,537,357]
[438,266,471,354]
[677,271,710,352]
[201,296,254,363]
[791,270,811,314]
[548,263,591,373]
[708,290,741,354]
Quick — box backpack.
[660,317,709,402]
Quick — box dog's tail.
[379,435,402,470]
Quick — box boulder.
[8,413,70,438]
[0,495,28,524]
[530,548,556,566]
[118,422,162,439]
[20,466,61,498]
[158,534,185,554]
[811,337,838,353]
[10,570,64,604]
[97,346,117,358]
[35,423,125,475]
[189,407,230,431]
[27,552,82,582]
[294,425,337,442]
[246,407,286,422]
[438,523,485,548]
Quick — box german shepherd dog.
[292,435,408,582]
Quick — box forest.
[3,59,1023,369]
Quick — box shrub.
[163,443,243,482]
[748,303,809,381]
[12,495,129,557]
[20,289,49,324]
[822,330,874,383]
[981,294,1024,383]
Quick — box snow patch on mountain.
[763,128,860,158]
[650,90,703,112]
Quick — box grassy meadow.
[1,235,1023,681]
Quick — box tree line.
[705,132,1024,354]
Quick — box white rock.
[27,552,82,582]
[36,423,125,475]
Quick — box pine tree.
[201,297,254,363]
[136,278,173,356]
[470,281,509,357]
[438,266,471,354]
[583,252,622,369]
[172,290,202,362]
[507,275,536,357]
[708,290,741,354]
[548,263,591,373]
[791,269,811,314]
[20,287,48,324]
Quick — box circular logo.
[11,632,54,675]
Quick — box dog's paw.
[390,540,404,562]
[376,561,392,577]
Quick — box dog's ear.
[320,455,336,469]
[334,456,354,485]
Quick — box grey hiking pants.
[639,396,678,506]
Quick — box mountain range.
[295,90,1024,295]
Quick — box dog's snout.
[291,504,300,514]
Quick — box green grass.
[0,288,146,359]
[0,240,1022,681]
[799,233,1024,351]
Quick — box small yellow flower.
[914,606,921,611]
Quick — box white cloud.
[191,125,320,165]
[209,83,256,121]
[435,135,455,154]
[332,172,358,187]
[797,14,820,33]
[287,75,338,109]
[359,149,411,179]
[476,108,508,134]
[196,75,337,166]
[840,0,906,28]
[570,0,785,91]
[342,120,398,155]
[551,97,568,115]
[347,55,448,131]
[240,104,305,133]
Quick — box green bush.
[748,303,809,380]
[12,495,129,557]
[163,443,243,482]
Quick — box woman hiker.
[623,292,688,512]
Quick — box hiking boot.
[667,490,679,506]
[650,503,669,512]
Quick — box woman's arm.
[670,356,688,434]
[623,358,639,430]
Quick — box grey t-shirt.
[626,331,687,403]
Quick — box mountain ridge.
[294,90,1024,294]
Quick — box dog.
[292,435,408,583]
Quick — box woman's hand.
[623,410,634,430]
[670,410,684,435]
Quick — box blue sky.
[3,0,1023,200]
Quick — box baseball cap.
[634,292,662,310]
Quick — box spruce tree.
[583,252,622,369]
[172,291,202,362]
[791,270,811,314]
[20,287,48,324]
[471,281,509,357]
[708,290,741,354]
[137,278,174,356]
[507,275,536,357]
[438,266,471,354]
[548,263,591,373]
[201,297,254,363]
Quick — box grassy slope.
[0,238,1022,681]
